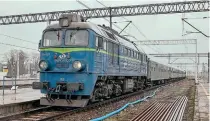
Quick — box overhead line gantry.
[0,0,209,25]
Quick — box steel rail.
[168,96,185,121]
[171,97,186,121]
[159,97,181,121]
[131,97,180,121]
[162,96,182,121]
[141,103,164,121]
[131,101,159,121]
[152,103,171,121]
[177,96,188,121]
[0,106,52,121]
[131,96,188,121]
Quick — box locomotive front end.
[32,14,96,107]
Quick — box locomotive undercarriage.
[37,76,185,107]
[90,76,146,102]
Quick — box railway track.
[131,96,188,121]
[0,80,180,121]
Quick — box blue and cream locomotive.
[33,14,185,107]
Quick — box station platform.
[194,79,209,121]
[0,88,43,105]
[0,79,38,87]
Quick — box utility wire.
[0,33,38,44]
[183,17,210,20]
[76,0,130,35]
[0,41,38,51]
[77,0,147,54]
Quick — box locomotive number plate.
[56,63,69,68]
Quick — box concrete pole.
[208,47,210,83]
[17,52,19,79]
[195,40,198,84]
[109,7,112,29]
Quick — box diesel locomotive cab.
[32,14,95,107]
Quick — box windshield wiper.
[69,27,80,40]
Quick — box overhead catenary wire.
[182,16,210,20]
[76,0,130,35]
[95,0,164,54]
[77,0,146,54]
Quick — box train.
[32,14,186,107]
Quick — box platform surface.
[0,79,38,86]
[0,88,43,105]
[194,79,209,121]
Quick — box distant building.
[0,61,8,72]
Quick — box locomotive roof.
[45,22,139,52]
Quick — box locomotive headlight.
[59,18,69,27]
[73,61,82,70]
[39,60,48,71]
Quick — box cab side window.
[103,39,107,51]
[98,37,103,49]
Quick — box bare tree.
[4,49,17,77]
[19,50,28,75]
[4,49,28,77]
[30,52,40,75]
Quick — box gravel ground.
[56,79,194,121]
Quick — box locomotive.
[32,14,186,107]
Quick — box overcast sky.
[0,0,209,72]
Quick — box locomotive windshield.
[42,30,88,47]
[65,30,88,46]
[43,30,62,47]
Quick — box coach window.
[144,55,146,62]
[136,52,139,59]
[141,54,143,62]
[114,43,119,65]
[121,46,124,54]
[133,51,135,58]
[128,49,131,57]
[136,52,138,59]
[124,48,128,56]
[132,51,134,58]
[130,50,133,58]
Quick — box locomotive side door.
[103,39,108,73]
[96,36,104,73]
